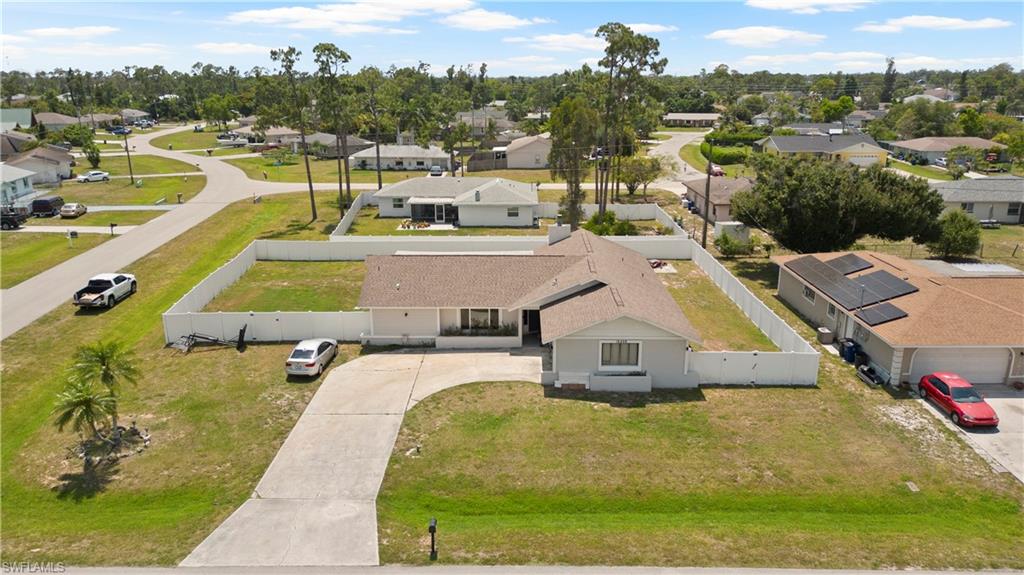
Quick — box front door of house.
[434,204,444,223]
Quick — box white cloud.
[737,50,885,70]
[23,26,119,39]
[226,0,473,35]
[746,0,873,14]
[855,15,1013,33]
[36,42,167,57]
[622,23,678,34]
[1,33,28,43]
[705,26,825,48]
[195,42,274,55]
[896,54,1022,69]
[503,32,605,52]
[440,8,551,31]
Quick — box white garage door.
[847,155,878,166]
[909,347,1011,384]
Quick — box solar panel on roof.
[855,270,918,303]
[855,302,908,326]
[826,253,873,275]
[785,256,919,311]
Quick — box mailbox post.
[109,223,117,236]
[428,518,437,561]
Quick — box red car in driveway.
[918,372,999,428]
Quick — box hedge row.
[700,142,748,165]
[703,129,768,146]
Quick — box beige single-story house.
[235,125,301,144]
[755,134,887,166]
[34,112,78,132]
[358,228,702,392]
[5,145,74,184]
[349,144,449,172]
[887,137,1006,164]
[844,109,886,129]
[1,163,36,205]
[505,133,551,169]
[662,112,720,128]
[283,132,374,158]
[931,176,1024,224]
[372,176,538,226]
[774,251,1024,386]
[80,113,120,128]
[682,177,753,223]
[237,115,258,127]
[120,108,150,121]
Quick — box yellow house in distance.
[754,134,887,167]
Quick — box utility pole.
[701,138,714,249]
[123,130,135,185]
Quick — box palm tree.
[70,341,139,437]
[53,379,116,441]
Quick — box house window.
[600,341,641,370]
[802,285,816,303]
[827,303,837,319]
[416,160,425,167]
[395,160,404,167]
[1009,202,1021,216]
[961,202,974,213]
[460,308,500,329]
[507,207,519,218]
[392,198,404,209]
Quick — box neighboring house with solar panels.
[773,251,1024,386]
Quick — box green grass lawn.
[73,143,124,153]
[378,260,1024,569]
[888,160,954,181]
[227,157,427,184]
[92,155,201,177]
[662,260,777,351]
[467,168,558,183]
[0,191,366,565]
[150,127,225,150]
[203,261,365,312]
[0,232,111,288]
[23,211,165,228]
[851,225,1024,271]
[58,176,206,205]
[186,147,253,157]
[679,143,756,178]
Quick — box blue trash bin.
[842,341,859,363]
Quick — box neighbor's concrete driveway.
[181,350,541,568]
[920,382,1024,483]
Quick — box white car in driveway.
[285,339,338,377]
[77,170,110,183]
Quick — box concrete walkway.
[13,225,136,235]
[89,204,179,212]
[182,350,541,568]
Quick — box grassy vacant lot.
[378,259,1024,569]
[662,261,776,351]
[59,176,206,205]
[94,155,200,177]
[227,157,424,184]
[0,232,111,288]
[888,160,953,181]
[537,188,684,216]
[467,168,557,183]
[24,211,165,227]
[150,126,224,150]
[679,143,756,179]
[851,225,1024,271]
[0,191,366,565]
[203,261,365,312]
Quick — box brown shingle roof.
[682,177,752,206]
[774,251,1024,347]
[891,137,1005,153]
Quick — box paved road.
[182,350,541,568]
[647,130,710,198]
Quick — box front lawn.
[58,176,206,205]
[150,127,224,151]
[679,143,755,178]
[466,168,558,183]
[186,147,253,157]
[662,260,777,351]
[0,232,111,288]
[226,157,426,184]
[23,211,165,228]
[90,155,200,177]
[888,160,954,181]
[203,261,365,312]
[0,191,366,565]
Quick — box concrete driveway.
[181,349,541,567]
[919,382,1024,483]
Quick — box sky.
[1,0,1022,77]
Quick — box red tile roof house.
[358,228,703,392]
[774,251,1024,386]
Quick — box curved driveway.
[181,349,541,567]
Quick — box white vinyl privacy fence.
[689,243,820,386]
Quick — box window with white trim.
[1009,202,1021,216]
[827,302,837,318]
[600,341,640,370]
[961,202,974,213]
[507,207,519,218]
[802,285,816,303]
[392,198,404,209]
[460,308,499,329]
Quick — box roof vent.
[610,287,624,307]
[394,282,400,291]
